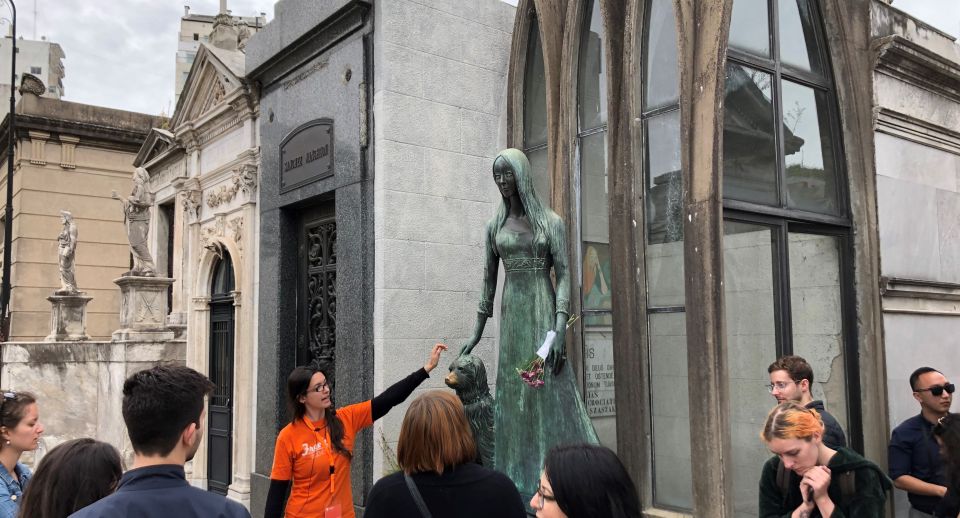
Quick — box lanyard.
[303,416,336,495]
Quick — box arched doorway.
[207,249,235,495]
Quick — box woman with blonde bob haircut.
[758,402,890,517]
[365,391,525,518]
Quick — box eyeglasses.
[534,486,556,509]
[308,382,330,393]
[766,381,799,393]
[916,383,956,397]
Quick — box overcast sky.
[9,0,960,116]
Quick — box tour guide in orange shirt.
[264,343,447,518]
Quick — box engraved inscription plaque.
[280,119,333,193]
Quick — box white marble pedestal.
[112,276,175,342]
[45,292,93,341]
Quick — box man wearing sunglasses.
[889,366,958,518]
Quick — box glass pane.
[723,221,778,518]
[526,146,551,204]
[782,81,839,214]
[580,131,612,316]
[523,17,547,149]
[778,0,825,76]
[584,323,617,449]
[580,131,609,268]
[645,110,684,307]
[578,0,607,130]
[723,63,778,206]
[646,109,682,245]
[644,0,680,109]
[789,232,847,433]
[649,311,692,510]
[729,0,770,58]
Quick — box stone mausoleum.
[244,0,960,516]
[3,1,960,517]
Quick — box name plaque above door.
[280,119,333,193]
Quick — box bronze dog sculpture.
[445,354,495,467]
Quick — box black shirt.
[806,400,847,449]
[69,464,250,518]
[365,463,526,518]
[889,413,949,514]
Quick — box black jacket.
[365,463,525,518]
[806,400,847,449]
[69,465,250,518]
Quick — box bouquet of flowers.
[516,330,556,389]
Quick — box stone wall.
[371,0,515,478]
[872,3,960,515]
[0,340,184,469]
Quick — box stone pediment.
[134,128,180,168]
[171,44,245,129]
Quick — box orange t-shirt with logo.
[270,400,373,518]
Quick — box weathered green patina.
[460,148,598,502]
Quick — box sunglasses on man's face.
[916,383,956,397]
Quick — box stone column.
[676,0,735,515]
[45,293,93,341]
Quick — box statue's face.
[492,158,517,199]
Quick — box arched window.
[211,251,236,301]
[722,1,854,515]
[522,13,550,201]
[573,0,614,448]
[640,0,691,511]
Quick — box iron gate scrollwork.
[299,219,337,387]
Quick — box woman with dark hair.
[265,344,446,518]
[0,391,43,518]
[933,413,960,517]
[530,443,639,518]
[17,438,122,517]
[759,401,890,517]
[364,390,525,518]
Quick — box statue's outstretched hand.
[423,343,448,373]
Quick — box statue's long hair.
[490,149,555,257]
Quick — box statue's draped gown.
[478,188,598,501]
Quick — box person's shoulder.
[471,465,523,494]
[369,471,406,498]
[891,414,924,435]
[759,455,781,480]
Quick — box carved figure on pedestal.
[113,167,156,276]
[458,149,598,502]
[56,210,79,294]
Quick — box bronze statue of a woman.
[459,148,598,501]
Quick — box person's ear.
[182,422,199,447]
[800,379,811,393]
[913,391,923,404]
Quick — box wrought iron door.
[297,212,337,386]
[208,253,235,495]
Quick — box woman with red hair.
[759,402,890,517]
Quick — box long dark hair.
[935,413,960,489]
[286,366,349,458]
[18,438,122,518]
[544,443,640,518]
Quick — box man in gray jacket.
[767,355,847,448]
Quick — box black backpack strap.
[404,473,433,518]
[776,459,791,506]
